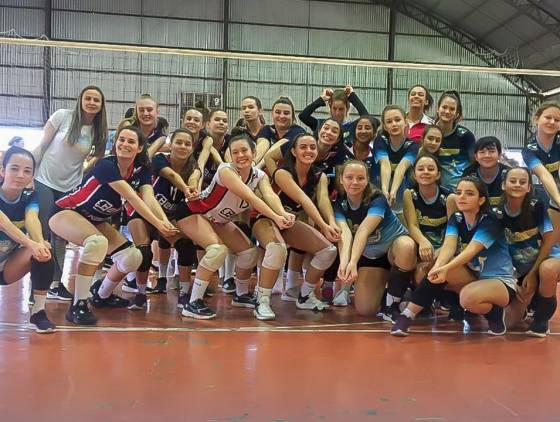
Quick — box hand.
[28,239,51,262]
[156,220,179,238]
[341,261,358,283]
[321,88,333,102]
[388,191,397,207]
[418,238,434,262]
[273,214,294,230]
[344,85,354,97]
[184,186,199,201]
[382,190,390,202]
[516,271,538,305]
[282,212,296,226]
[321,223,341,243]
[428,264,448,284]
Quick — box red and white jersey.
[187,162,266,223]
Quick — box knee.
[459,288,477,309]
[112,244,143,273]
[174,238,196,267]
[539,259,560,282]
[236,246,259,270]
[136,244,153,272]
[199,243,229,272]
[393,237,417,267]
[80,234,109,266]
[262,242,288,271]
[310,244,338,271]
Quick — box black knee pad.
[137,244,153,272]
[174,238,196,267]
[411,276,446,309]
[158,236,171,250]
[31,257,55,291]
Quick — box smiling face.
[408,86,428,110]
[272,103,293,130]
[535,106,560,137]
[475,144,500,170]
[136,98,158,128]
[115,128,142,160]
[454,180,485,212]
[503,168,531,200]
[81,89,103,116]
[341,162,368,197]
[1,153,34,192]
[229,138,254,170]
[318,119,341,146]
[422,128,442,154]
[355,117,375,145]
[241,98,262,123]
[207,111,228,137]
[414,156,440,186]
[437,97,458,124]
[182,109,203,135]
[383,109,405,138]
[292,135,318,165]
[170,131,194,161]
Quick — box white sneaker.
[296,291,329,311]
[281,286,299,302]
[254,296,276,320]
[332,289,351,307]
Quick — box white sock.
[137,283,147,294]
[403,308,416,319]
[224,253,236,280]
[257,286,272,301]
[386,293,401,307]
[180,281,191,294]
[286,269,301,290]
[189,278,209,303]
[98,276,118,299]
[235,278,250,296]
[159,262,168,279]
[50,280,60,289]
[126,272,135,282]
[31,293,46,314]
[219,266,224,279]
[273,271,284,290]
[74,274,92,304]
[300,281,315,297]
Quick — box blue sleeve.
[403,142,419,163]
[522,147,542,170]
[463,129,476,162]
[537,200,554,235]
[373,137,388,163]
[257,126,272,140]
[152,153,170,175]
[347,92,368,116]
[286,125,306,141]
[138,166,152,187]
[445,215,459,237]
[298,97,324,132]
[25,191,39,213]
[93,158,122,184]
[333,200,345,221]
[367,195,388,218]
[472,215,501,249]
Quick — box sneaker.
[281,286,299,302]
[382,303,401,323]
[102,256,113,271]
[90,291,130,308]
[181,299,216,319]
[29,310,56,333]
[221,277,236,294]
[167,275,179,291]
[89,279,102,296]
[232,293,256,308]
[254,296,275,321]
[66,300,98,325]
[390,314,413,336]
[47,284,73,301]
[146,277,167,294]
[448,305,465,322]
[487,307,506,336]
[177,292,190,309]
[128,293,147,311]
[321,284,334,303]
[332,289,351,307]
[122,278,138,293]
[526,320,550,338]
[205,286,215,297]
[296,291,329,311]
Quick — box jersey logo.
[93,199,119,215]
[219,208,237,219]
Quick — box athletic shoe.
[128,293,147,311]
[526,320,550,338]
[205,286,215,297]
[221,277,236,294]
[321,284,334,303]
[281,286,299,302]
[66,300,98,325]
[47,284,73,301]
[181,299,216,319]
[390,314,412,336]
[487,307,507,336]
[122,278,138,293]
[177,292,190,309]
[382,303,401,323]
[29,310,56,333]
[448,305,465,322]
[167,275,179,291]
[332,289,351,307]
[254,296,275,320]
[296,291,329,311]
[89,279,102,295]
[102,256,113,271]
[147,277,167,294]
[90,291,130,308]
[232,293,256,308]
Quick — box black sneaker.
[390,314,413,336]
[221,277,236,294]
[382,303,401,323]
[181,299,216,319]
[146,277,167,294]
[89,279,102,296]
[205,286,215,297]
[231,293,256,308]
[177,292,190,309]
[47,284,73,301]
[486,307,506,336]
[122,277,138,293]
[90,291,130,308]
[526,319,550,338]
[66,300,98,325]
[102,256,113,271]
[128,293,147,311]
[448,305,465,322]
[29,310,56,333]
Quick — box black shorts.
[175,201,196,222]
[357,253,391,270]
[503,282,516,305]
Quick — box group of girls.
[1,83,559,338]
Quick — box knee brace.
[310,244,337,271]
[30,258,55,291]
[199,243,228,272]
[236,246,259,270]
[174,238,196,267]
[80,234,109,266]
[112,245,143,273]
[411,276,446,309]
[136,244,153,272]
[261,242,288,271]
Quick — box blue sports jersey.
[462,163,509,206]
[0,189,38,265]
[501,198,560,277]
[344,144,377,183]
[409,185,450,249]
[257,124,305,145]
[439,125,476,191]
[150,153,186,218]
[56,155,151,223]
[334,194,408,259]
[280,139,346,182]
[445,210,514,282]
[522,134,560,206]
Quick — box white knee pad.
[112,246,143,273]
[310,244,337,270]
[262,242,288,271]
[199,243,228,272]
[80,234,109,266]
[236,246,259,270]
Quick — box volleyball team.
[1,83,559,338]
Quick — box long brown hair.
[336,160,379,205]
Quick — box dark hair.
[194,100,210,124]
[336,160,379,205]
[8,136,23,147]
[66,85,108,158]
[420,125,443,155]
[282,132,321,185]
[272,97,296,124]
[228,132,256,153]
[317,118,344,146]
[351,115,380,143]
[456,176,489,212]
[2,146,36,172]
[412,152,442,186]
[500,166,535,228]
[168,128,198,184]
[436,90,463,124]
[208,108,227,121]
[124,107,134,119]
[407,84,433,113]
[380,105,406,138]
[242,96,263,110]
[110,125,150,168]
[463,136,502,175]
[329,89,350,110]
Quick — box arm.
[336,218,353,281]
[348,215,383,266]
[159,167,190,196]
[147,136,168,159]
[532,164,560,206]
[379,158,392,197]
[298,97,325,131]
[256,176,290,218]
[33,121,58,165]
[446,194,457,217]
[25,209,46,244]
[254,137,271,166]
[389,160,412,204]
[196,136,214,179]
[316,174,337,227]
[347,91,368,116]
[403,189,433,261]
[138,185,168,221]
[83,155,100,175]
[264,139,288,175]
[187,169,201,191]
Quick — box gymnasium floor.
[1,271,559,421]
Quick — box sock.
[98,276,118,299]
[190,278,209,303]
[158,262,168,279]
[273,271,284,290]
[535,295,557,322]
[50,280,60,289]
[410,276,446,309]
[219,266,224,280]
[166,257,176,278]
[224,253,236,281]
[300,281,315,297]
[286,269,301,290]
[402,307,416,319]
[257,286,272,301]
[74,274,92,304]
[323,281,334,290]
[126,272,135,282]
[180,281,191,294]
[236,278,250,296]
[386,266,412,305]
[137,283,147,294]
[31,293,46,315]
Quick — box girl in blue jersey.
[0,147,56,333]
[392,176,516,336]
[500,167,560,337]
[418,125,443,156]
[373,105,419,215]
[49,126,177,325]
[435,91,476,191]
[462,136,509,206]
[197,109,230,189]
[405,84,434,144]
[335,160,416,315]
[344,115,379,180]
[127,128,201,310]
[175,133,295,320]
[127,94,168,154]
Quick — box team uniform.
[462,163,509,206]
[438,125,476,191]
[406,114,434,144]
[257,124,305,146]
[334,194,408,269]
[273,167,321,216]
[195,134,230,189]
[344,144,377,183]
[409,185,450,250]
[522,134,560,210]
